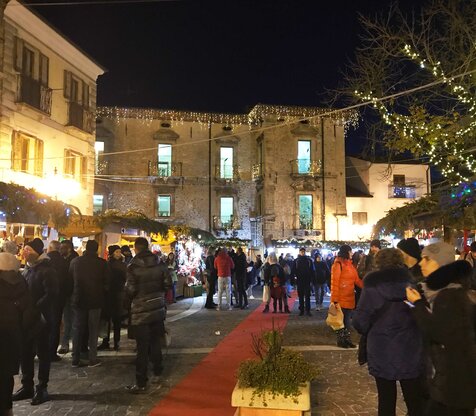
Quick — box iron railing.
[17,74,52,114]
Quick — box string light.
[354,44,476,184]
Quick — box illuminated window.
[158,144,172,176]
[297,140,311,174]
[220,197,233,225]
[93,195,104,214]
[299,194,313,229]
[352,212,368,225]
[157,195,171,217]
[220,147,233,179]
[11,132,43,177]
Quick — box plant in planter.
[232,326,317,415]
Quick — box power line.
[16,0,181,6]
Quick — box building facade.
[95,105,356,246]
[341,156,431,241]
[0,0,104,215]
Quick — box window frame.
[220,196,234,226]
[298,194,313,229]
[157,194,172,217]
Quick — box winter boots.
[335,328,356,348]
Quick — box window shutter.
[81,156,88,187]
[11,132,22,171]
[82,80,89,109]
[34,139,44,177]
[39,54,49,86]
[63,70,72,99]
[13,36,23,72]
[64,149,70,175]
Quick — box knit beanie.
[25,238,44,255]
[108,244,121,257]
[397,238,421,261]
[422,242,455,267]
[0,252,20,271]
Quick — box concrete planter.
[231,382,311,416]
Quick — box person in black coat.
[406,242,476,416]
[46,240,69,361]
[69,240,109,367]
[234,247,248,309]
[204,247,218,309]
[313,253,330,311]
[13,238,58,406]
[293,247,314,316]
[353,248,425,416]
[125,237,172,393]
[98,245,127,351]
[0,253,31,416]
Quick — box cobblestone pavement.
[12,291,410,416]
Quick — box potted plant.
[232,326,317,415]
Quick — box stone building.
[95,104,357,246]
[0,0,104,214]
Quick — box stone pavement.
[12,290,409,416]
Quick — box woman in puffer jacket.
[406,242,476,416]
[353,248,425,416]
[330,244,363,348]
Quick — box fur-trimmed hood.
[425,260,472,291]
[363,267,412,301]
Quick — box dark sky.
[28,0,425,114]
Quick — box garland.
[96,209,168,237]
[0,181,76,228]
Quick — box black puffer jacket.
[22,254,58,321]
[126,250,172,326]
[70,250,109,310]
[412,260,476,409]
[47,250,69,299]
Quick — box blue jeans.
[342,308,353,330]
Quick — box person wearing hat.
[293,247,314,316]
[0,252,30,416]
[12,238,58,406]
[406,242,476,416]
[121,245,133,265]
[357,239,381,279]
[397,238,423,282]
[98,245,127,351]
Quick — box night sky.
[28,0,426,153]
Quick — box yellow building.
[0,0,104,215]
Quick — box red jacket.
[214,252,234,277]
[330,258,363,309]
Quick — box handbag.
[326,303,344,330]
[358,301,392,365]
[262,285,270,303]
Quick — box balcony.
[17,74,52,114]
[388,185,416,199]
[290,159,322,178]
[148,161,182,177]
[252,163,263,181]
[214,164,240,184]
[213,215,242,231]
[67,102,94,134]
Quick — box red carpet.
[149,296,297,416]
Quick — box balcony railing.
[213,215,241,231]
[251,163,263,181]
[290,159,321,177]
[67,102,94,134]
[148,160,182,177]
[388,185,416,199]
[17,74,52,114]
[214,164,240,183]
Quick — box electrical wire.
[15,0,181,6]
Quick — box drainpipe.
[320,117,326,240]
[425,166,430,195]
[208,121,212,232]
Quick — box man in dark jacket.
[397,238,423,282]
[13,238,58,406]
[46,240,69,362]
[57,240,78,354]
[234,247,248,309]
[70,240,109,368]
[204,247,218,309]
[293,247,314,316]
[125,237,172,393]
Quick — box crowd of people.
[0,236,475,416]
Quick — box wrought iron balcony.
[290,159,322,178]
[67,102,94,134]
[17,74,52,114]
[251,163,263,181]
[148,160,182,177]
[388,185,416,199]
[213,215,242,231]
[214,164,240,183]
